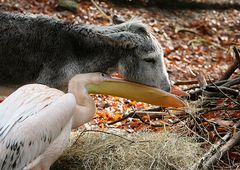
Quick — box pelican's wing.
[0,84,76,170]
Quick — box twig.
[184,79,229,91]
[180,117,214,145]
[188,38,227,51]
[107,109,168,126]
[219,46,240,80]
[191,131,232,170]
[208,77,240,106]
[203,91,227,98]
[108,111,136,125]
[212,122,225,141]
[72,128,87,146]
[198,105,240,115]
[222,77,240,87]
[144,106,165,111]
[212,79,230,86]
[175,26,200,35]
[189,70,207,100]
[134,110,185,117]
[186,110,210,137]
[84,129,136,143]
[233,46,240,66]
[191,120,240,170]
[73,129,135,143]
[204,126,240,169]
[189,77,240,100]
[195,70,208,88]
[174,80,199,85]
[135,115,167,127]
[205,86,239,97]
[90,0,111,21]
[108,110,185,127]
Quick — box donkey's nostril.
[164,86,171,92]
[160,82,171,92]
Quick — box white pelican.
[0,73,185,170]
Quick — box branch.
[191,120,240,170]
[222,76,240,87]
[174,80,199,86]
[108,110,184,127]
[204,130,240,169]
[205,86,239,97]
[219,46,240,81]
[208,77,240,106]
[198,106,240,115]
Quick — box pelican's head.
[69,72,186,108]
[69,72,110,86]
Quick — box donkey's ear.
[112,15,125,25]
[99,32,139,49]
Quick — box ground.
[0,0,239,169]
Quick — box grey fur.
[0,12,170,92]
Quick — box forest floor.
[0,0,239,169]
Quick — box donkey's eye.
[137,27,147,34]
[143,58,156,64]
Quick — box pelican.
[0,73,185,170]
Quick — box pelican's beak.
[86,77,186,108]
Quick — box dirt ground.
[0,0,239,169]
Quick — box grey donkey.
[0,12,170,95]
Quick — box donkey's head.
[99,17,171,92]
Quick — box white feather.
[0,84,76,170]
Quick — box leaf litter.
[0,0,239,169]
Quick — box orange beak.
[86,78,186,108]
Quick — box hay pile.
[51,130,204,170]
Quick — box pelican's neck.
[68,78,96,129]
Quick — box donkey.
[0,12,170,95]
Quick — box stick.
[90,0,111,21]
[189,70,208,100]
[135,110,185,117]
[107,111,136,125]
[191,120,240,170]
[209,77,240,106]
[205,86,239,97]
[174,80,199,85]
[175,26,200,35]
[195,70,208,88]
[219,46,240,81]
[184,79,229,91]
[188,38,227,51]
[204,130,240,169]
[198,106,240,115]
[108,109,185,126]
[222,77,240,87]
[233,46,240,65]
